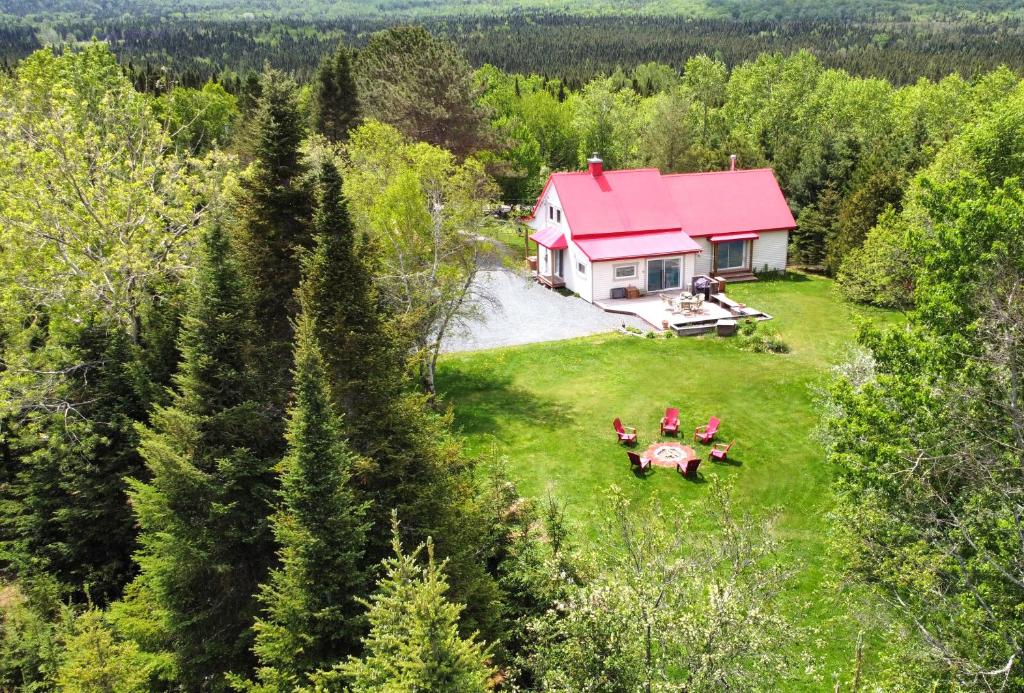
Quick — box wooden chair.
[628,451,652,473]
[660,407,680,436]
[709,440,735,462]
[613,418,638,446]
[694,416,721,444]
[677,457,701,477]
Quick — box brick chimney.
[729,154,737,171]
[587,153,604,177]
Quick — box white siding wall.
[751,231,789,272]
[693,238,713,276]
[566,242,592,301]
[590,254,697,301]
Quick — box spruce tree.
[299,156,502,641]
[311,43,360,142]
[128,221,278,688]
[0,327,148,605]
[232,68,312,405]
[336,518,495,693]
[250,310,369,687]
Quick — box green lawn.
[437,273,902,687]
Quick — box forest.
[1,9,1024,692]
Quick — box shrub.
[737,321,789,354]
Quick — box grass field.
[437,272,903,686]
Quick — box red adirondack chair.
[627,451,652,473]
[694,416,721,444]
[660,407,680,436]
[613,418,638,446]
[677,457,701,477]
[709,440,735,462]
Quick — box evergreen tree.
[792,183,840,268]
[311,43,360,142]
[331,518,495,692]
[232,68,312,407]
[128,221,278,688]
[300,155,502,641]
[250,309,369,687]
[0,327,149,605]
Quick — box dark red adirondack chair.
[709,440,735,462]
[694,416,721,444]
[660,407,680,436]
[613,418,638,446]
[627,451,652,473]
[677,457,701,477]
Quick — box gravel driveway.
[441,269,650,353]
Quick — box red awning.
[529,227,568,249]
[574,231,701,262]
[709,231,760,243]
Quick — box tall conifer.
[311,44,360,142]
[232,69,312,405]
[128,221,277,687]
[250,309,369,687]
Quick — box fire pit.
[643,441,699,469]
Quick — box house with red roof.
[527,156,795,304]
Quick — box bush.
[737,321,789,354]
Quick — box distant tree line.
[3,14,1024,86]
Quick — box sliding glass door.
[714,240,748,272]
[647,258,681,291]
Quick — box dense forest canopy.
[4,0,1024,20]
[2,3,1024,688]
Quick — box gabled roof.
[546,169,682,237]
[532,166,796,241]
[663,169,796,237]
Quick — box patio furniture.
[660,407,680,436]
[694,416,721,444]
[614,418,638,446]
[677,456,701,477]
[709,440,735,462]
[628,451,652,473]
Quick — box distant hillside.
[4,0,1024,19]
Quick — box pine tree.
[232,68,312,405]
[250,310,369,687]
[335,517,495,692]
[128,221,278,688]
[311,43,360,142]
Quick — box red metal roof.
[529,227,568,249]
[663,169,796,237]
[709,231,760,242]
[574,231,700,262]
[548,169,681,236]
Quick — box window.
[647,258,681,291]
[577,261,587,275]
[556,209,562,223]
[614,263,637,280]
[548,206,553,220]
[715,240,747,271]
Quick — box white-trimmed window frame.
[613,262,638,281]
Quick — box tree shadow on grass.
[754,270,812,284]
[438,366,576,438]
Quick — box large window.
[647,258,681,291]
[614,263,637,280]
[715,240,747,271]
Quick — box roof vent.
[729,154,737,171]
[587,153,604,177]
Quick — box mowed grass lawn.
[437,273,901,686]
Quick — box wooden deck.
[534,273,566,289]
[594,291,769,333]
